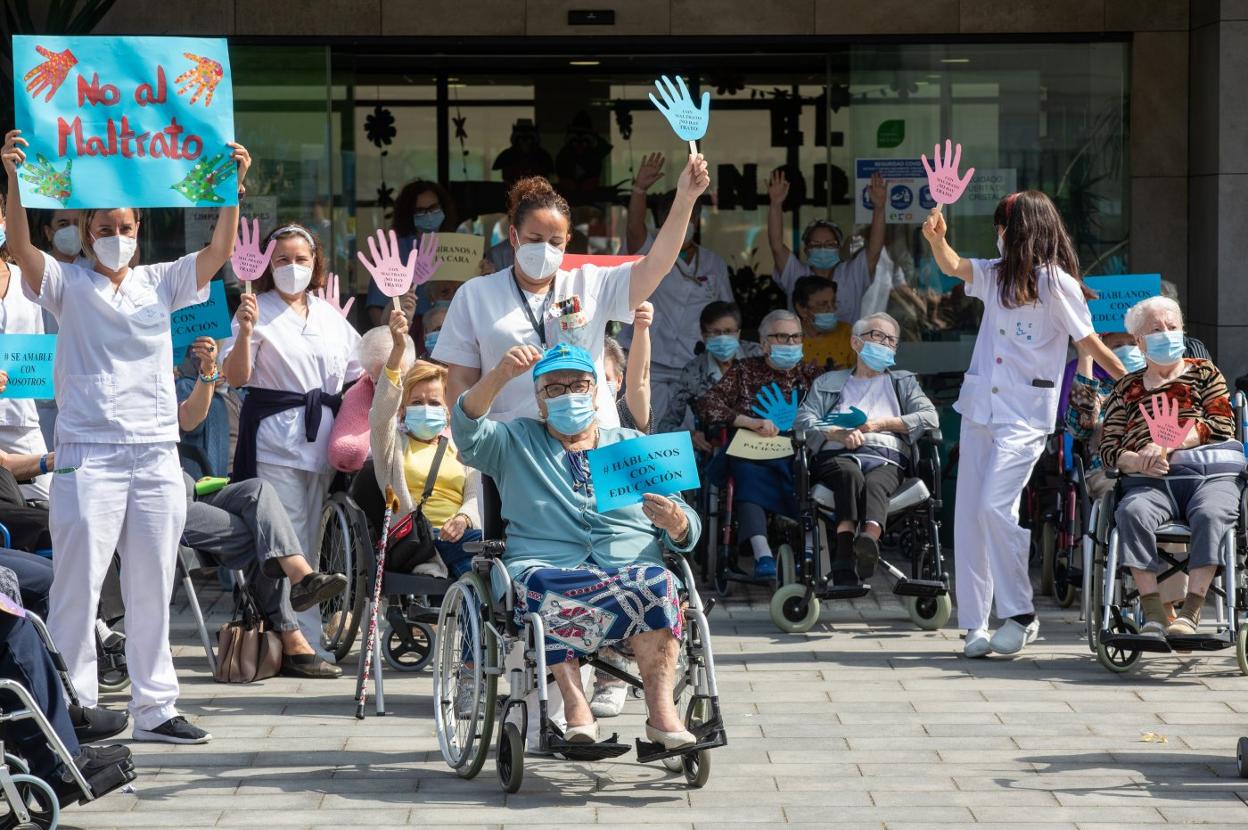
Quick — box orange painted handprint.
[174,53,224,107]
[23,45,77,103]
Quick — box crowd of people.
[0,119,1243,810]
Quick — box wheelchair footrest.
[547,734,631,761]
[891,578,946,599]
[635,716,728,764]
[67,757,138,806]
[1100,632,1173,653]
[1166,633,1232,652]
[818,585,871,601]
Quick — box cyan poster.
[170,280,232,355]
[1085,274,1162,333]
[587,432,700,513]
[12,35,236,209]
[0,334,56,399]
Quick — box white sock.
[750,535,772,562]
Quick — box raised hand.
[316,272,355,318]
[751,382,799,433]
[633,301,654,331]
[235,292,259,337]
[357,229,416,301]
[232,217,275,289]
[387,308,409,349]
[768,169,789,206]
[18,153,72,205]
[921,208,947,244]
[175,53,225,107]
[634,152,666,191]
[1138,393,1194,450]
[411,232,444,287]
[496,345,544,380]
[920,139,975,208]
[189,337,219,375]
[867,171,887,211]
[23,46,77,103]
[1,131,27,176]
[676,153,711,200]
[649,74,710,149]
[0,371,9,395]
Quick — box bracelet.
[199,370,220,384]
[38,454,48,475]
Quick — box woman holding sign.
[922,189,1125,658]
[1,128,251,744]
[222,222,363,663]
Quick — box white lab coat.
[953,258,1095,632]
[28,251,207,727]
[0,263,50,501]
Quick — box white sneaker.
[963,628,991,658]
[590,682,628,718]
[988,619,1040,655]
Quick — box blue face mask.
[1112,344,1146,373]
[807,247,840,270]
[1143,330,1185,365]
[813,312,839,332]
[858,341,896,372]
[768,344,804,370]
[403,405,446,441]
[413,210,445,233]
[424,332,439,352]
[704,335,739,361]
[544,392,597,435]
[0,226,6,250]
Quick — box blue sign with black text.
[0,334,56,399]
[1085,274,1162,333]
[587,432,700,513]
[170,280,231,355]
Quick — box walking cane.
[356,485,400,719]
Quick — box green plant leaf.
[876,119,905,149]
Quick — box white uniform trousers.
[954,419,1048,632]
[47,442,186,729]
[255,461,330,652]
[0,424,51,502]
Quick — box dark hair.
[992,190,1094,308]
[507,176,570,231]
[392,180,457,235]
[792,276,836,311]
[252,222,327,295]
[700,301,742,331]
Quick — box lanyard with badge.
[512,270,549,348]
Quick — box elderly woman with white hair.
[795,312,938,586]
[697,309,824,579]
[1099,295,1240,640]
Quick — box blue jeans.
[435,528,482,578]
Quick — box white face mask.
[273,263,313,295]
[515,241,563,281]
[92,234,137,271]
[52,225,81,256]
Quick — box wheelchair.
[1040,431,1092,610]
[432,479,726,793]
[768,427,951,634]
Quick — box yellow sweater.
[805,323,855,371]
[402,435,467,527]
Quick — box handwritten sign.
[921,139,974,208]
[13,35,236,209]
[1085,274,1161,333]
[0,334,56,399]
[431,233,485,283]
[726,431,794,461]
[587,432,700,513]
[171,281,231,354]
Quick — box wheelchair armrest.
[464,539,507,558]
[924,427,943,444]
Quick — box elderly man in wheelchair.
[436,342,721,791]
[1095,296,1244,658]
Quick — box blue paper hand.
[816,406,868,429]
[649,74,710,145]
[750,383,799,432]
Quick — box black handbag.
[385,436,449,574]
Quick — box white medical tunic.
[0,264,45,429]
[774,250,900,324]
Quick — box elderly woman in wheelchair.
[437,342,721,791]
[1097,296,1243,654]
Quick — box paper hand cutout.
[816,407,868,430]
[1138,393,1195,450]
[170,153,234,203]
[23,45,77,103]
[231,217,275,282]
[357,229,417,298]
[920,139,975,207]
[175,53,224,107]
[19,154,72,204]
[649,75,710,143]
[751,383,799,433]
[316,272,355,319]
[411,232,444,287]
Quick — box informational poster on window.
[855,159,1016,224]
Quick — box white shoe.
[963,628,991,658]
[564,721,600,744]
[989,619,1040,655]
[590,682,628,718]
[645,721,697,751]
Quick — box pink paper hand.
[23,45,77,103]
[357,229,414,299]
[1138,393,1194,450]
[410,232,444,287]
[920,139,975,207]
[231,217,276,284]
[316,272,355,319]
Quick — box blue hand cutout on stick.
[649,74,710,155]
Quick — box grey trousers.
[1115,477,1240,573]
[183,479,305,632]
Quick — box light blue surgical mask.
[813,312,839,332]
[1143,330,1185,365]
[858,341,896,372]
[768,344,804,370]
[424,332,439,352]
[704,335,739,362]
[1112,344,1145,373]
[413,210,445,233]
[807,248,840,270]
[544,392,597,435]
[403,405,446,441]
[0,226,6,250]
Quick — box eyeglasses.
[861,329,899,348]
[540,379,594,397]
[704,327,740,338]
[766,333,803,345]
[412,205,442,215]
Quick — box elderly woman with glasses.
[697,309,824,579]
[795,312,938,586]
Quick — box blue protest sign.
[0,335,56,399]
[587,432,701,513]
[171,281,232,355]
[12,35,236,209]
[1085,274,1162,333]
[649,75,709,146]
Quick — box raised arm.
[920,207,973,283]
[177,338,220,432]
[628,153,711,308]
[1,131,47,295]
[222,293,257,388]
[195,142,252,288]
[461,345,542,420]
[627,153,665,255]
[1074,333,1126,381]
[766,169,792,272]
[626,302,653,431]
[864,172,887,275]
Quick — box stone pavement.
[60,579,1248,829]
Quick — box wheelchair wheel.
[97,662,130,694]
[769,584,819,633]
[1238,736,1248,779]
[2,757,26,776]
[1096,616,1142,673]
[1052,553,1078,608]
[1038,520,1057,596]
[904,594,952,631]
[682,695,712,789]
[433,577,497,779]
[318,499,367,661]
[497,722,525,794]
[776,544,797,587]
[0,773,60,830]
[1236,625,1248,677]
[383,621,435,673]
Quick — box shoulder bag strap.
[418,436,450,509]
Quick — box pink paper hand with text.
[920,139,975,209]
[411,232,444,287]
[232,217,276,294]
[1139,393,1195,450]
[357,230,418,307]
[316,272,355,319]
